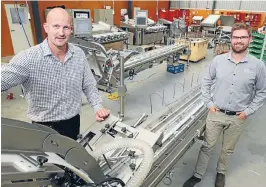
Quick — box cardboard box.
[214,43,230,55]
[175,38,208,62]
[103,41,124,51]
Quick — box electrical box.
[94,9,114,25]
[72,9,92,37]
[135,10,148,28]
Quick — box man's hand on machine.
[95,108,110,121]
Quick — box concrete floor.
[157,103,266,187]
[1,48,266,187]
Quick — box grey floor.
[1,48,266,187]
[157,103,266,187]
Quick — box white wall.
[170,0,266,11]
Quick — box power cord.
[14,1,31,47]
[96,177,125,187]
[14,1,32,98]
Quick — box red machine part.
[180,9,190,26]
[226,12,262,27]
[249,14,262,27]
[158,9,190,25]
[159,9,168,20]
[175,9,182,19]
[227,12,244,22]
[168,9,177,21]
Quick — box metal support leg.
[126,28,129,49]
[118,55,127,121]
[187,40,191,68]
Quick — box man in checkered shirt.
[1,8,110,140]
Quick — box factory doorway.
[4,4,34,55]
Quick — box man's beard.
[231,42,249,53]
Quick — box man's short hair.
[231,23,252,37]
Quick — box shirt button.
[233,74,235,75]
[232,84,233,85]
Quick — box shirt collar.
[41,38,74,57]
[227,50,249,63]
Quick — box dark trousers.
[33,114,80,140]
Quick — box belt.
[33,114,80,125]
[219,109,238,116]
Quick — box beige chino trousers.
[194,111,246,178]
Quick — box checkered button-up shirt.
[1,39,103,122]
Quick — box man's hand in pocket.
[236,111,247,120]
[209,106,220,113]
